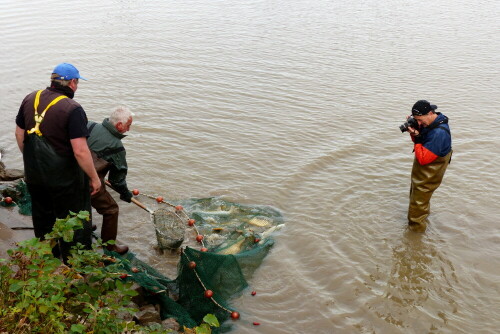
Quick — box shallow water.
[1,0,499,333]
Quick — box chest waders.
[24,90,84,187]
[408,150,452,232]
[23,90,91,261]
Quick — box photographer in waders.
[15,63,101,261]
[87,106,134,255]
[405,100,452,232]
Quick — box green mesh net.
[15,180,32,216]
[0,179,32,216]
[2,182,283,330]
[108,196,284,332]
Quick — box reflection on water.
[373,231,458,332]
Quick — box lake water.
[1,0,499,333]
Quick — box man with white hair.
[87,106,134,254]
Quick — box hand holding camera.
[399,116,419,134]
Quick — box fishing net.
[1,179,284,330]
[107,196,284,332]
[0,179,32,216]
[153,207,185,250]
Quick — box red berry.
[119,274,128,279]
[188,261,196,269]
[175,205,183,211]
[156,196,163,203]
[4,197,13,204]
[132,189,139,196]
[231,311,240,320]
[251,291,256,296]
[187,219,195,226]
[200,247,208,252]
[253,322,260,326]
[254,238,260,243]
[204,290,213,298]
[196,235,204,243]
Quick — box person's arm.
[71,137,101,195]
[15,126,25,153]
[108,151,132,202]
[413,143,438,165]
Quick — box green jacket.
[87,118,129,195]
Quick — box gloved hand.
[120,190,133,203]
[413,135,424,144]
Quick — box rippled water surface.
[1,0,499,333]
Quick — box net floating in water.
[107,196,284,332]
[153,208,186,249]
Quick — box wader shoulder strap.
[27,90,68,136]
[97,146,125,159]
[88,122,97,134]
[438,125,450,135]
[88,122,125,160]
[427,117,450,136]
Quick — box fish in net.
[107,196,285,332]
[152,207,185,250]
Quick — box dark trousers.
[91,178,119,244]
[28,183,92,260]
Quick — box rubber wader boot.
[107,243,129,255]
[102,214,129,255]
[101,212,129,255]
[91,183,129,255]
[407,151,452,232]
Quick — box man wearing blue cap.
[15,63,101,261]
[406,100,452,232]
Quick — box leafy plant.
[0,211,141,333]
[0,210,220,333]
[183,314,220,334]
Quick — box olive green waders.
[408,151,452,232]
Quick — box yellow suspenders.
[27,90,68,136]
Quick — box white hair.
[109,106,134,125]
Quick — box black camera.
[400,116,419,133]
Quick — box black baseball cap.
[412,100,437,116]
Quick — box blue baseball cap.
[52,63,87,81]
